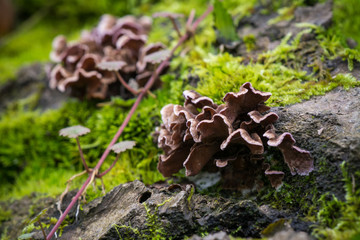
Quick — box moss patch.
[192,53,359,106]
[0,72,185,200]
[114,198,172,240]
[313,162,360,240]
[333,0,360,49]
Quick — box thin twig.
[136,88,157,98]
[76,137,89,172]
[191,5,213,30]
[97,154,120,178]
[114,71,138,96]
[186,10,196,30]
[169,18,182,38]
[57,170,87,215]
[38,219,47,239]
[46,6,214,239]
[84,169,98,194]
[114,71,156,98]
[100,177,106,195]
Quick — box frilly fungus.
[156,82,314,191]
[49,14,167,99]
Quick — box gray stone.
[0,63,67,114]
[31,180,271,240]
[273,86,360,198]
[269,229,311,240]
[188,231,231,240]
[237,1,333,44]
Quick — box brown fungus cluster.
[157,82,314,191]
[49,14,168,99]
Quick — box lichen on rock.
[156,82,314,191]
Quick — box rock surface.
[188,231,231,240]
[273,86,360,199]
[237,0,333,43]
[0,63,67,113]
[0,193,56,240]
[29,180,271,239]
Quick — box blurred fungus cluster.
[156,82,314,191]
[49,14,168,99]
[0,0,14,37]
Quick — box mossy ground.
[312,163,360,240]
[1,0,360,239]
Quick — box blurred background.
[1,0,359,84]
[0,0,168,84]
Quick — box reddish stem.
[192,5,213,30]
[76,137,89,172]
[186,9,196,29]
[97,154,120,178]
[46,6,213,239]
[169,17,182,38]
[114,71,138,96]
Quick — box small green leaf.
[29,208,48,225]
[213,0,239,41]
[18,232,36,239]
[261,218,287,237]
[50,217,58,225]
[111,141,136,154]
[59,125,90,138]
[348,58,354,71]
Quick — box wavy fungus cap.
[49,14,166,100]
[156,82,314,191]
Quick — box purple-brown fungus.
[156,82,314,191]
[49,14,167,99]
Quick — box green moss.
[256,159,360,240]
[341,49,360,71]
[256,149,319,217]
[187,185,195,209]
[267,2,299,25]
[243,34,256,52]
[0,22,87,83]
[193,53,359,107]
[261,218,287,237]
[222,0,258,22]
[0,207,12,223]
[0,72,185,200]
[258,175,318,212]
[0,228,10,240]
[192,14,360,104]
[333,0,360,49]
[114,198,172,240]
[313,162,360,240]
